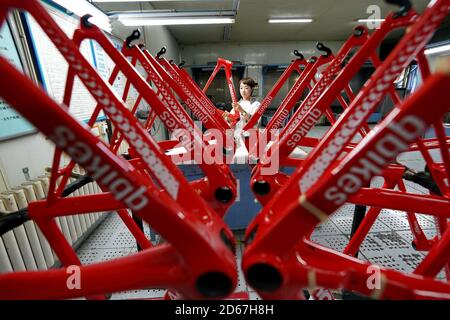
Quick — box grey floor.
[75,125,448,299]
[311,178,445,280]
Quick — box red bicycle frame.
[245,47,336,155]
[243,51,307,131]
[0,0,237,299]
[203,57,238,104]
[247,10,448,268]
[63,25,238,217]
[249,1,448,277]
[154,47,233,133]
[164,60,242,129]
[338,48,450,264]
[244,71,450,299]
[251,9,419,203]
[202,58,241,126]
[258,55,325,132]
[242,0,450,299]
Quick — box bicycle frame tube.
[157,55,232,132]
[296,3,446,195]
[243,57,307,131]
[260,55,331,134]
[109,69,154,153]
[169,61,240,131]
[245,54,334,157]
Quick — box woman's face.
[240,83,252,100]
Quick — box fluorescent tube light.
[120,17,235,26]
[52,0,111,32]
[94,0,151,2]
[357,18,385,23]
[94,0,188,2]
[424,44,450,55]
[114,10,236,26]
[268,18,313,24]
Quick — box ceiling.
[95,0,450,45]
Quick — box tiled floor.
[75,213,261,300]
[76,200,443,300]
[74,126,448,299]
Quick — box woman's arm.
[233,102,251,121]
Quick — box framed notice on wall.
[0,19,37,141]
[90,34,144,111]
[22,2,133,124]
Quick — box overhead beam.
[223,0,240,41]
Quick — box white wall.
[108,0,180,63]
[0,133,54,189]
[180,41,344,66]
[180,41,343,100]
[426,49,450,73]
[111,22,181,64]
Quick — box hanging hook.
[293,50,305,60]
[126,29,141,48]
[156,46,167,59]
[316,42,332,58]
[81,14,94,28]
[385,0,412,18]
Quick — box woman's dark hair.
[240,77,258,89]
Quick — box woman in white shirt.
[224,77,261,138]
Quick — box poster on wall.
[91,38,128,100]
[23,4,136,124]
[90,35,145,111]
[22,2,144,126]
[0,21,36,141]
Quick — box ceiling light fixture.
[357,18,385,23]
[112,10,236,26]
[120,17,235,26]
[424,44,450,55]
[52,0,111,32]
[267,18,313,24]
[93,0,192,2]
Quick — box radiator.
[0,170,107,274]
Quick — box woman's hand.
[233,103,250,121]
[232,103,244,113]
[222,111,233,125]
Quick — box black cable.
[0,173,94,236]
